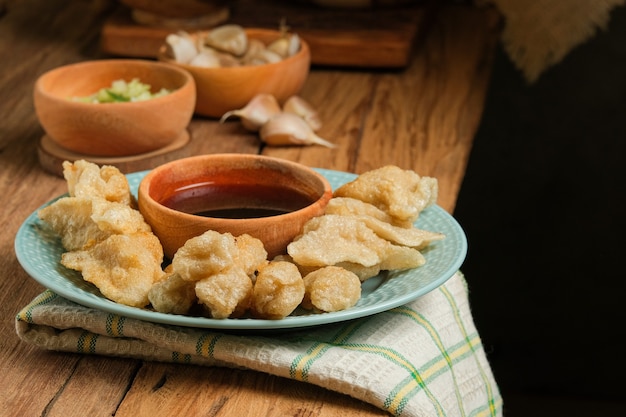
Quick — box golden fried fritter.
[195,266,253,319]
[38,197,152,251]
[62,160,133,206]
[379,244,426,271]
[148,271,197,315]
[287,214,388,267]
[251,261,304,319]
[333,165,438,224]
[38,197,110,251]
[171,230,238,282]
[355,215,445,249]
[61,232,164,308]
[325,197,412,228]
[234,233,269,279]
[334,261,381,282]
[302,266,361,312]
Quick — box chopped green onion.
[71,78,171,103]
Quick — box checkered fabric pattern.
[16,271,502,417]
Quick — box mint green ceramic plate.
[15,169,467,330]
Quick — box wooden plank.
[43,357,141,417]
[100,0,436,68]
[115,364,387,417]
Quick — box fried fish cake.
[90,198,152,235]
[62,160,133,206]
[324,197,412,228]
[287,214,388,267]
[61,232,164,308]
[234,233,268,279]
[38,197,110,251]
[355,215,445,249]
[148,270,197,315]
[333,165,438,224]
[195,266,253,319]
[334,261,381,282]
[287,214,428,279]
[38,197,152,251]
[301,266,361,312]
[379,244,426,271]
[171,230,239,282]
[251,261,304,319]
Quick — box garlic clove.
[267,37,290,58]
[240,39,267,65]
[220,93,282,132]
[189,49,221,68]
[267,33,301,58]
[283,95,322,131]
[246,49,283,66]
[259,113,336,148]
[165,31,198,64]
[217,52,241,67]
[286,33,301,57]
[203,24,248,57]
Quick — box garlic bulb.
[259,113,335,148]
[283,96,322,131]
[165,32,197,64]
[220,93,282,132]
[203,24,248,56]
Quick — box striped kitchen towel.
[15,271,502,417]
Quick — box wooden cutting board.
[100,0,436,68]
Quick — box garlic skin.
[220,93,282,131]
[203,24,248,56]
[259,113,335,148]
[189,50,221,68]
[286,34,301,57]
[164,24,301,69]
[283,95,322,131]
[268,33,301,58]
[240,39,267,64]
[246,49,283,66]
[165,32,198,64]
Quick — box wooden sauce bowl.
[138,154,332,259]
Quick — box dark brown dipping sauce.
[160,182,316,219]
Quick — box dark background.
[453,4,626,416]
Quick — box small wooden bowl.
[158,28,310,118]
[33,59,196,157]
[138,154,332,259]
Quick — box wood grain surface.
[101,0,436,67]
[0,0,500,415]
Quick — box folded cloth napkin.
[16,271,502,417]
[478,0,625,82]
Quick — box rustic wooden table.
[0,0,499,415]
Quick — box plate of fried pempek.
[15,161,467,330]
